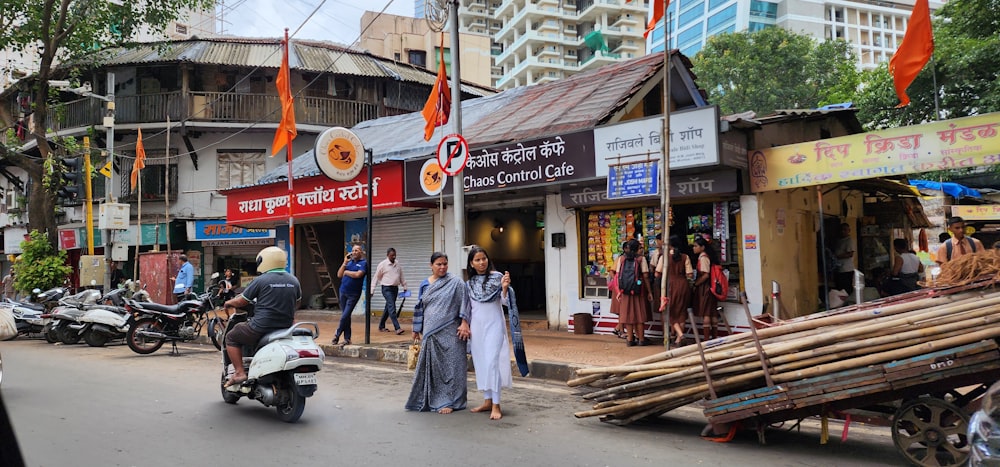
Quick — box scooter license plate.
[293,372,317,385]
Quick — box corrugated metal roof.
[251,51,709,188]
[82,37,493,97]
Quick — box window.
[393,52,401,61]
[748,21,772,32]
[175,23,188,35]
[677,25,702,47]
[407,50,427,68]
[217,151,266,190]
[707,4,736,31]
[749,0,777,19]
[680,41,703,56]
[435,47,452,74]
[707,0,728,11]
[122,150,179,201]
[679,2,705,28]
[651,23,665,42]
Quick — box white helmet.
[256,246,287,272]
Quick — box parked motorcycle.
[125,293,214,355]
[220,311,323,423]
[46,289,102,345]
[76,288,130,347]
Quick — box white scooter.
[76,288,130,347]
[220,312,324,423]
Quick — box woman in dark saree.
[405,252,471,414]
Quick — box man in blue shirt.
[171,254,195,303]
[333,244,366,345]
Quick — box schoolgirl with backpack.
[692,236,724,341]
[616,238,653,347]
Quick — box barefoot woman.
[466,246,514,420]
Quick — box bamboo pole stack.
[570,281,1000,425]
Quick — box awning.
[839,178,922,197]
[909,179,983,199]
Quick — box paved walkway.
[294,309,664,382]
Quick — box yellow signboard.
[748,113,1000,192]
[951,205,1000,221]
[99,161,112,178]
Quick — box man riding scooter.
[223,246,301,388]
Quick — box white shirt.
[835,237,855,273]
[371,258,407,293]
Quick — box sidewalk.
[295,309,664,383]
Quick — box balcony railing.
[45,91,380,131]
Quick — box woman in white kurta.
[465,246,513,420]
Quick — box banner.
[952,205,1000,221]
[607,161,659,199]
[748,113,1000,192]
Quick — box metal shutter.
[369,212,434,316]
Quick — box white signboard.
[593,106,720,176]
[3,226,27,254]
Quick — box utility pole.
[103,72,115,291]
[83,137,94,255]
[660,8,673,348]
[449,0,465,256]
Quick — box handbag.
[406,340,420,371]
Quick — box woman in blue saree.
[405,252,471,414]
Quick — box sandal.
[379,328,390,333]
[395,329,406,335]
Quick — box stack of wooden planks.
[570,284,1000,425]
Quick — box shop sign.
[3,227,27,255]
[404,130,596,201]
[951,204,1000,221]
[226,162,405,224]
[607,161,659,198]
[202,239,272,247]
[59,229,79,250]
[593,106,721,175]
[112,224,166,246]
[749,112,1000,192]
[314,127,366,182]
[562,170,739,208]
[191,220,275,241]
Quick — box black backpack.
[618,257,642,295]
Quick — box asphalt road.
[1,339,905,466]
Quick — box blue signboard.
[607,162,659,199]
[192,220,275,241]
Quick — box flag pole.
[283,28,296,275]
[165,116,172,262]
[135,152,142,285]
[930,53,941,121]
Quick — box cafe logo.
[315,127,365,182]
[419,158,447,196]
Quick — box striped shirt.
[372,258,408,293]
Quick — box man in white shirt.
[834,223,856,292]
[372,247,408,335]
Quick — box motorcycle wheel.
[43,324,58,344]
[220,369,240,404]
[83,330,108,347]
[208,318,225,351]
[58,326,81,345]
[276,384,306,423]
[127,318,165,354]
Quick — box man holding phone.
[333,243,367,345]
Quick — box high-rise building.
[645,0,944,70]
[453,0,649,89]
[415,0,427,19]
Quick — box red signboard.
[58,229,79,250]
[225,161,406,224]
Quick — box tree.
[854,0,1000,130]
[0,0,215,247]
[691,27,860,117]
[12,230,72,294]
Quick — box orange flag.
[628,0,667,39]
[422,35,451,141]
[130,128,146,192]
[271,31,297,156]
[888,0,934,107]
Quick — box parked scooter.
[6,300,48,339]
[47,289,102,345]
[220,311,323,423]
[76,288,130,347]
[32,287,69,343]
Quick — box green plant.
[13,230,72,294]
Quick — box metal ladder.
[302,225,339,309]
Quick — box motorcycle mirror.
[211,272,220,279]
[32,288,41,294]
[90,279,97,286]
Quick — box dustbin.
[573,313,593,335]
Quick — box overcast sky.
[220,0,418,45]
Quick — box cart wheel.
[892,397,969,467]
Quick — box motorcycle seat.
[257,326,315,348]
[132,301,196,315]
[16,302,45,311]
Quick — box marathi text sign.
[226,163,405,224]
[952,205,1000,221]
[749,113,1000,192]
[593,106,721,175]
[562,170,740,207]
[191,220,275,241]
[607,161,659,199]
[404,130,596,201]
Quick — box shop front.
[58,223,173,290]
[187,220,276,289]
[749,112,1000,316]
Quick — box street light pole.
[449,0,465,257]
[103,72,115,290]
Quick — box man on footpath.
[171,254,194,303]
[372,247,408,335]
[333,244,367,346]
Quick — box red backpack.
[709,264,728,301]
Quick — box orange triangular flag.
[422,35,452,142]
[888,0,934,107]
[130,128,146,192]
[628,0,667,39]
[271,30,297,156]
